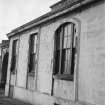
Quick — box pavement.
[0,88,33,105]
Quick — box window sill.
[27,72,35,77]
[11,71,16,74]
[53,74,74,81]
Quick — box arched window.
[54,22,76,80]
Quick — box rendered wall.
[37,2,105,105]
[37,20,76,100]
[16,29,39,89]
[77,2,105,105]
[16,34,29,88]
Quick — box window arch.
[54,22,76,80]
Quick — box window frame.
[28,33,38,76]
[53,22,77,81]
[10,39,18,74]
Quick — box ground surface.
[0,88,33,105]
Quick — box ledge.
[11,71,16,75]
[53,74,74,81]
[27,72,35,77]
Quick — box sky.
[0,0,60,43]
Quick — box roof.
[0,40,9,48]
[50,0,79,11]
[7,0,101,37]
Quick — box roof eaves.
[7,0,97,37]
[50,0,63,9]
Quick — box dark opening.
[28,34,37,73]
[11,40,18,73]
[0,52,9,89]
[54,103,60,105]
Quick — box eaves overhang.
[7,0,101,37]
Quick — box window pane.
[61,49,66,74]
[54,51,60,74]
[11,40,18,72]
[63,36,68,49]
[67,36,72,48]
[71,48,75,75]
[66,49,72,74]
[64,25,68,36]
[61,49,72,74]
[15,41,19,55]
[56,35,60,50]
[30,35,35,53]
[13,40,18,55]
[60,28,63,50]
[68,24,73,37]
[63,36,72,49]
[29,54,36,72]
[11,55,16,72]
[30,34,38,53]
[34,35,38,53]
[63,24,73,49]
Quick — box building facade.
[5,0,105,105]
[0,44,2,84]
[0,40,9,89]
